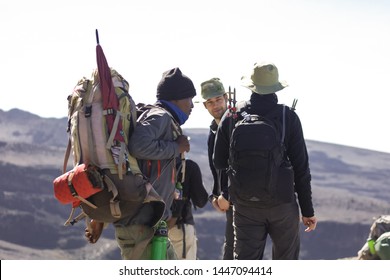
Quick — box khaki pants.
[168,224,197,260]
[115,224,177,260]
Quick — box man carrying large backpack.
[213,61,317,260]
[118,67,196,259]
[86,67,196,260]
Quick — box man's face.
[171,97,194,116]
[203,94,227,121]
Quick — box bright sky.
[1,0,390,154]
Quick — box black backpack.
[228,101,294,207]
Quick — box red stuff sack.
[53,164,104,206]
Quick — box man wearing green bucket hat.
[213,62,317,260]
[201,77,234,259]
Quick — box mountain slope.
[0,109,389,260]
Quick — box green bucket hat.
[241,62,288,95]
[201,78,225,101]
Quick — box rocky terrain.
[0,108,389,260]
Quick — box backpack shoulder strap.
[179,154,186,183]
[136,103,157,121]
[156,104,183,138]
[63,78,93,173]
[63,138,72,173]
[281,104,286,143]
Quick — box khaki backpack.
[358,215,390,260]
[54,68,164,227]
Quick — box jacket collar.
[209,119,218,134]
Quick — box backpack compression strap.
[239,101,287,145]
[180,153,186,183]
[281,105,286,144]
[103,174,121,218]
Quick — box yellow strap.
[62,138,71,173]
[64,207,87,226]
[64,207,76,226]
[104,110,121,149]
[104,174,122,218]
[76,196,97,209]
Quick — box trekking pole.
[227,86,232,117]
[227,86,238,133]
[227,86,233,139]
[233,87,237,119]
[174,153,186,200]
[227,86,237,119]
[180,152,186,184]
[291,98,298,111]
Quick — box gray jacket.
[128,105,182,220]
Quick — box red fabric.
[96,44,125,143]
[53,164,102,205]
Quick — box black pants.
[223,206,234,260]
[233,201,300,260]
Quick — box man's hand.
[217,195,230,211]
[85,220,104,244]
[211,195,230,212]
[176,135,190,153]
[302,216,317,232]
[166,217,178,229]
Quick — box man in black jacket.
[213,62,317,260]
[201,78,234,259]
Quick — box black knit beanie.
[156,68,197,101]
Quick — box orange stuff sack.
[53,164,104,206]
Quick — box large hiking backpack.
[227,101,294,207]
[53,30,165,229]
[358,215,390,260]
[54,68,164,226]
[375,231,390,260]
[64,68,139,177]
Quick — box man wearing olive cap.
[201,77,234,259]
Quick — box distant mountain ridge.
[0,108,67,146]
[0,108,389,260]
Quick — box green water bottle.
[151,220,168,260]
[175,182,183,199]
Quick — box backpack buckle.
[106,108,115,115]
[85,106,92,117]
